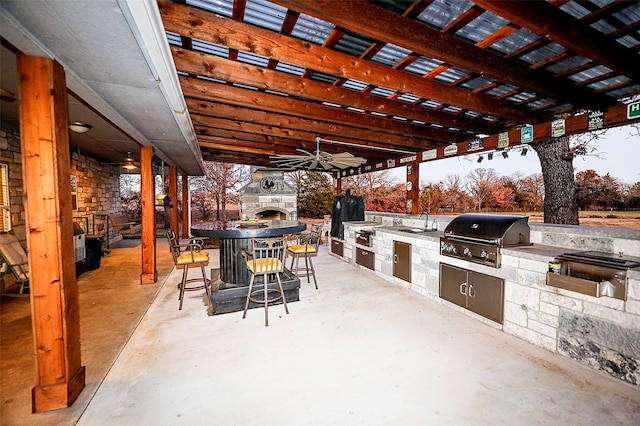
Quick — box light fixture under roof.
[502,151,509,159]
[122,152,137,170]
[521,147,528,156]
[477,155,484,163]
[69,121,92,134]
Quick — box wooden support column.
[406,162,420,214]
[140,146,157,284]
[181,173,189,238]
[334,173,342,196]
[169,166,178,240]
[17,54,86,412]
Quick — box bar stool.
[286,225,321,289]
[242,237,288,326]
[167,230,211,310]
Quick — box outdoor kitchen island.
[331,213,640,387]
[192,220,306,315]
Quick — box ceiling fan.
[270,137,367,171]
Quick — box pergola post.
[169,166,178,240]
[17,54,86,412]
[140,146,157,284]
[181,173,189,239]
[334,173,342,196]
[407,161,420,214]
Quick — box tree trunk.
[532,137,579,225]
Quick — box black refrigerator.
[330,189,365,240]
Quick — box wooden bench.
[109,213,141,236]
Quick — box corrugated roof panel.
[264,90,288,97]
[232,83,259,91]
[617,35,640,48]
[369,87,397,97]
[321,102,343,108]
[519,43,567,66]
[421,100,442,108]
[403,56,444,76]
[275,61,305,76]
[461,76,495,91]
[341,79,369,91]
[559,1,591,19]
[309,72,340,84]
[192,39,229,58]
[370,43,412,67]
[368,0,413,15]
[464,110,482,117]
[237,51,270,67]
[591,19,616,34]
[333,31,377,56]
[589,75,631,91]
[607,83,640,98]
[442,105,462,113]
[244,0,287,32]
[489,28,538,55]
[507,92,536,103]
[371,111,387,117]
[166,31,181,46]
[346,106,365,113]
[569,65,613,83]
[198,75,227,84]
[547,103,574,113]
[391,116,408,121]
[433,67,468,84]
[291,13,335,45]
[455,12,510,44]
[396,93,421,103]
[527,98,554,109]
[614,3,640,24]
[484,84,517,97]
[186,0,233,18]
[417,0,474,30]
[546,56,592,74]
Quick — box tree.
[418,183,443,214]
[440,174,475,212]
[285,170,306,195]
[119,174,141,219]
[532,136,579,224]
[342,169,397,209]
[576,169,603,210]
[466,168,499,211]
[297,172,334,218]
[190,162,248,221]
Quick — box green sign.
[628,101,640,119]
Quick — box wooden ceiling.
[158,0,640,172]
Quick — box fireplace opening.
[257,210,287,220]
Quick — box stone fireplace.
[239,168,297,220]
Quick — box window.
[0,164,10,232]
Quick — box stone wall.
[1,125,124,291]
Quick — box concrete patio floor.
[3,241,640,425]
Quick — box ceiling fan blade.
[309,160,319,170]
[320,161,333,170]
[332,152,356,158]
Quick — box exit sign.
[629,101,640,119]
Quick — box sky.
[402,124,640,186]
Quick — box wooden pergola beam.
[172,47,492,135]
[158,0,540,123]
[270,0,614,109]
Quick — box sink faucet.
[420,211,429,229]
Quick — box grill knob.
[480,250,488,258]
[463,247,472,257]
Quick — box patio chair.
[286,225,321,289]
[242,237,288,326]
[0,233,29,297]
[166,229,210,310]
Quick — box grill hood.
[443,214,530,246]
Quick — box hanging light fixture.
[122,152,137,170]
[502,150,509,158]
[521,147,528,156]
[69,121,92,134]
[477,155,484,163]
[488,152,493,160]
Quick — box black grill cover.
[443,213,530,246]
[330,189,365,240]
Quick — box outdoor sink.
[397,228,437,234]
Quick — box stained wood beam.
[158,0,539,123]
[189,111,434,152]
[471,0,639,81]
[140,146,157,284]
[171,47,496,134]
[268,0,614,109]
[18,54,85,413]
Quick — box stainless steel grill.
[440,214,531,268]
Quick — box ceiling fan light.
[69,121,92,134]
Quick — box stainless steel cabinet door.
[439,264,467,308]
[467,271,504,324]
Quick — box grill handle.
[444,233,499,245]
[468,284,475,298]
